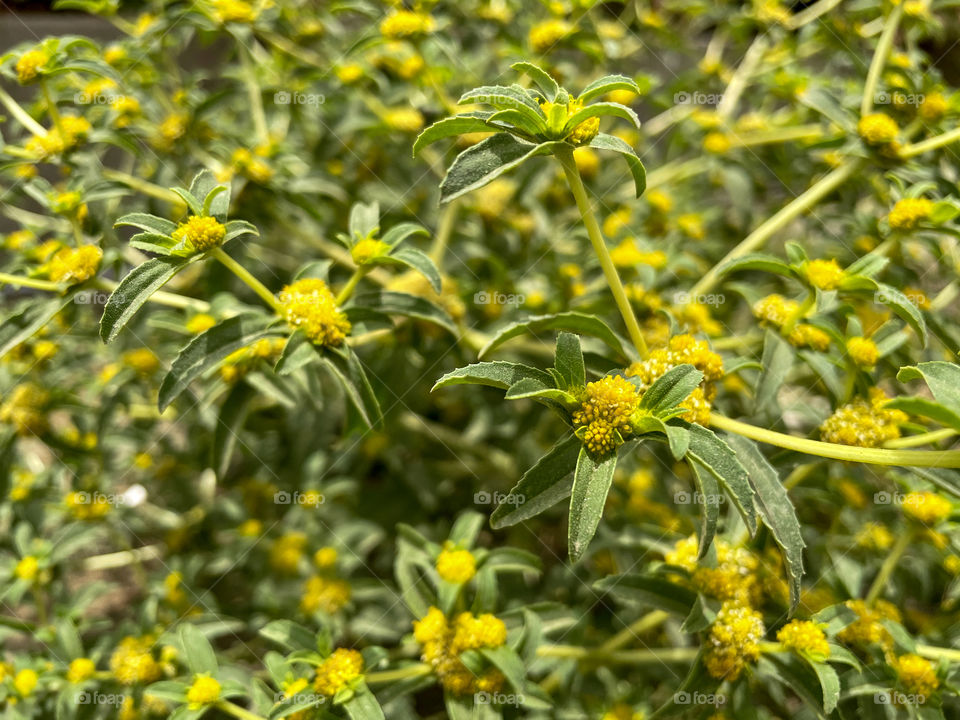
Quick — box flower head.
[919,92,947,122]
[777,620,829,660]
[278,278,351,347]
[858,113,899,146]
[891,653,939,699]
[529,19,572,53]
[14,668,38,696]
[351,238,389,265]
[46,245,102,285]
[837,599,900,647]
[380,10,434,39]
[110,636,161,685]
[1,383,49,436]
[436,542,477,584]
[16,48,49,84]
[172,216,226,253]
[819,388,907,447]
[301,575,351,614]
[15,555,39,582]
[888,198,932,231]
[211,0,258,23]
[846,336,878,368]
[186,673,221,707]
[704,602,765,680]
[901,491,952,525]
[572,375,642,456]
[804,259,845,290]
[314,648,364,696]
[67,658,96,683]
[413,607,506,695]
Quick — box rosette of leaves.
[101,170,258,343]
[433,332,805,608]
[337,201,441,293]
[413,63,646,202]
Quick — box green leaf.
[715,253,795,279]
[439,133,559,204]
[486,108,545,138]
[349,201,380,239]
[479,646,527,691]
[755,329,794,416]
[212,382,255,478]
[129,232,176,255]
[577,74,641,103]
[100,256,196,343]
[886,396,960,431]
[351,290,456,335]
[490,436,581,528]
[638,364,703,415]
[412,113,495,157]
[458,85,544,117]
[897,361,960,409]
[383,247,442,293]
[258,620,317,651]
[158,314,280,411]
[433,361,554,392]
[687,460,720,558]
[685,424,757,533]
[380,222,429,247]
[114,212,177,236]
[874,282,927,346]
[593,573,697,615]
[568,446,617,561]
[479,311,630,361]
[563,101,640,134]
[178,623,218,675]
[189,169,230,221]
[725,435,805,611]
[274,331,318,375]
[324,346,383,428]
[341,685,385,720]
[504,377,572,404]
[511,61,559,101]
[587,133,646,197]
[0,294,75,359]
[554,332,585,389]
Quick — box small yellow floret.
[901,491,952,525]
[572,375,642,456]
[436,543,477,584]
[313,648,364,696]
[704,602,764,680]
[888,198,932,231]
[777,620,830,660]
[172,216,226,253]
[278,278,351,347]
[858,113,899,146]
[186,673,221,707]
[804,259,845,290]
[380,10,434,39]
[67,658,96,683]
[891,653,939,699]
[846,337,879,368]
[16,48,49,84]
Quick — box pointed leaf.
[479,311,629,361]
[100,256,196,343]
[433,361,554,392]
[587,133,646,197]
[412,113,496,157]
[568,446,617,561]
[577,74,641,103]
[439,134,558,204]
[490,436,581,528]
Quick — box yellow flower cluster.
[846,336,878,368]
[836,599,900,648]
[186,314,217,334]
[231,148,273,183]
[1,383,49,436]
[703,131,732,154]
[380,10,434,39]
[14,668,38,696]
[901,491,952,525]
[919,92,948,122]
[804,258,845,290]
[221,337,286,383]
[186,673,221,707]
[26,116,92,159]
[704,602,765,680]
[888,198,932,231]
[67,658,96,683]
[666,536,761,606]
[819,388,907,447]
[858,113,900,147]
[891,653,939,699]
[351,238,390,265]
[15,555,39,582]
[314,648,364,696]
[109,635,162,685]
[270,532,307,574]
[776,620,829,660]
[301,575,351,614]
[16,48,49,84]
[279,278,351,347]
[626,334,723,424]
[172,216,226,253]
[529,19,572,53]
[572,374,641,456]
[610,239,667,269]
[436,542,477,584]
[413,607,507,695]
[211,0,258,23]
[46,244,102,285]
[752,295,831,350]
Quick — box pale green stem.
[783,462,820,491]
[0,272,64,292]
[39,78,63,138]
[787,0,844,29]
[729,125,827,148]
[336,267,367,306]
[101,169,184,205]
[0,615,35,632]
[238,41,270,146]
[537,644,698,665]
[865,528,912,605]
[365,664,432,683]
[94,278,210,312]
[691,158,864,297]
[917,644,960,663]
[0,85,47,136]
[430,200,459,264]
[556,145,648,358]
[211,248,282,312]
[861,3,903,117]
[215,701,268,720]
[709,413,960,468]
[256,30,326,68]
[900,126,960,159]
[717,35,769,119]
[885,428,957,449]
[599,610,670,653]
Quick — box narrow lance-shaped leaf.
[100,256,197,343]
[568,446,618,562]
[412,113,495,157]
[577,74,642,103]
[479,311,630,362]
[685,423,757,532]
[554,332,585,389]
[511,61,559,101]
[439,134,560,204]
[490,435,581,528]
[433,361,554,392]
[587,133,646,197]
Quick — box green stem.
[900,126,960,159]
[0,615,35,632]
[709,413,960,468]
[536,644,698,665]
[430,200,459,264]
[365,664,432,683]
[729,125,828,148]
[884,428,957,449]
[237,40,269,146]
[599,610,670,653]
[101,169,184,205]
[556,145,648,358]
[336,267,367,306]
[215,701,268,720]
[39,77,63,138]
[692,158,864,297]
[861,3,904,117]
[787,0,843,29]
[94,279,210,312]
[917,644,960,663]
[865,528,912,605]
[211,248,282,313]
[0,272,64,292]
[0,85,47,136]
